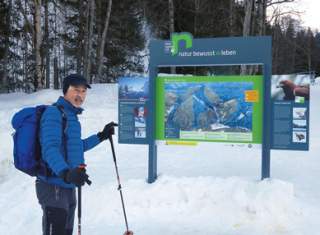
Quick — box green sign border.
[156,75,263,143]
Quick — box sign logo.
[171,32,193,56]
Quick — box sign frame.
[146,34,272,183]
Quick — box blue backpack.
[11,105,67,176]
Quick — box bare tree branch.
[267,0,295,7]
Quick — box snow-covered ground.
[0,83,319,235]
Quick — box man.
[36,74,116,235]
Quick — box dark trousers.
[36,179,76,235]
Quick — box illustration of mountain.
[165,83,253,132]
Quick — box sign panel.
[118,77,149,144]
[147,34,272,182]
[271,75,310,150]
[155,75,263,144]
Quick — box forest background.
[0,0,319,93]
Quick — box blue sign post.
[147,34,272,183]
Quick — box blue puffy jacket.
[38,96,100,188]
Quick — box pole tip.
[123,231,133,235]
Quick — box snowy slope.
[0,84,319,235]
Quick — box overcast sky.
[302,0,320,31]
[282,0,319,31]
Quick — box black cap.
[63,74,91,94]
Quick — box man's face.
[64,85,87,108]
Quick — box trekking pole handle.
[78,164,92,185]
[78,164,86,169]
[85,178,92,185]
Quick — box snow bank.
[81,176,303,235]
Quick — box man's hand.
[60,167,90,186]
[97,122,118,142]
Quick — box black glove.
[60,167,90,186]
[97,122,118,142]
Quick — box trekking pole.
[109,135,133,235]
[78,185,82,235]
[77,164,92,235]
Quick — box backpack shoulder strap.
[54,104,67,132]
[52,104,68,162]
